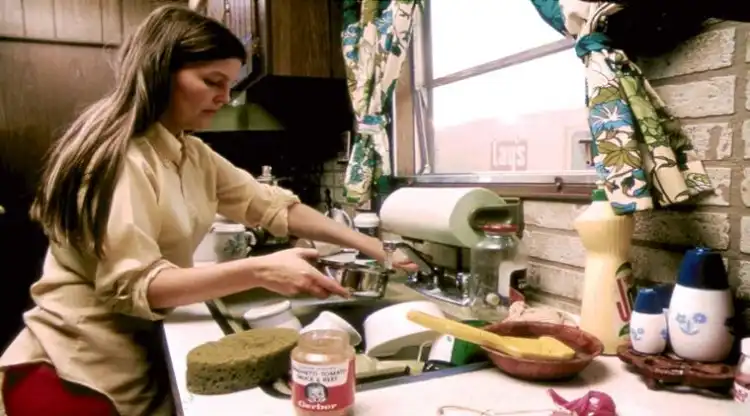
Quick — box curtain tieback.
[574,32,612,59]
[356,114,389,136]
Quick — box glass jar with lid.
[734,337,750,404]
[468,223,528,323]
[291,329,356,416]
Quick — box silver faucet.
[382,240,472,306]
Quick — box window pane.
[430,50,592,174]
[430,0,565,78]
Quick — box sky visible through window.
[429,0,587,128]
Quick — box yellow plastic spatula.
[407,310,576,361]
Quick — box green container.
[424,319,490,369]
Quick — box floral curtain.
[341,0,421,204]
[530,0,713,214]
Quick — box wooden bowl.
[481,321,603,381]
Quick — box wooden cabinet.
[258,0,332,78]
[328,0,347,79]
[201,0,346,80]
[261,0,347,79]
[0,0,185,45]
[204,0,255,67]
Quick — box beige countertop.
[162,284,741,416]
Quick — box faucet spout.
[382,240,471,306]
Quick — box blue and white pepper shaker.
[630,288,667,354]
[668,247,734,362]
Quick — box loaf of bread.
[186,328,299,395]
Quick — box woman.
[0,6,411,416]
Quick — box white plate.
[363,300,445,358]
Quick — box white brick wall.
[701,167,731,206]
[524,203,731,250]
[526,263,584,301]
[736,261,750,299]
[683,122,733,160]
[742,168,750,206]
[654,76,736,118]
[638,28,736,79]
[522,201,586,230]
[741,217,750,254]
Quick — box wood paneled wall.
[0,0,167,350]
[0,0,184,45]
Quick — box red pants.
[2,363,117,416]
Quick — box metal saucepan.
[317,259,391,299]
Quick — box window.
[396,0,598,185]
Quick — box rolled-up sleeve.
[94,153,177,321]
[208,149,300,237]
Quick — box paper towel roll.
[379,187,505,248]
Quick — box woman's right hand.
[255,248,350,299]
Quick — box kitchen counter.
[163,290,742,416]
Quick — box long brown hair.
[30,5,246,258]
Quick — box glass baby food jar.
[291,329,356,416]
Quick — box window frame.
[392,1,598,201]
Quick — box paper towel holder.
[377,188,524,306]
[468,201,522,237]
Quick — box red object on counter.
[548,389,617,415]
[2,363,117,416]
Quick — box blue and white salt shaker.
[668,247,734,362]
[652,283,674,317]
[630,288,667,354]
[651,283,675,349]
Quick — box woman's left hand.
[388,249,419,272]
[362,237,419,272]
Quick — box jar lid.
[633,288,662,314]
[481,223,518,233]
[212,223,246,233]
[676,247,729,290]
[742,338,750,356]
[243,300,292,322]
[353,212,379,227]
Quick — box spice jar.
[353,211,380,260]
[291,329,356,416]
[733,337,750,404]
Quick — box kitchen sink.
[206,286,492,397]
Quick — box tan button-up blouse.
[0,123,299,416]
